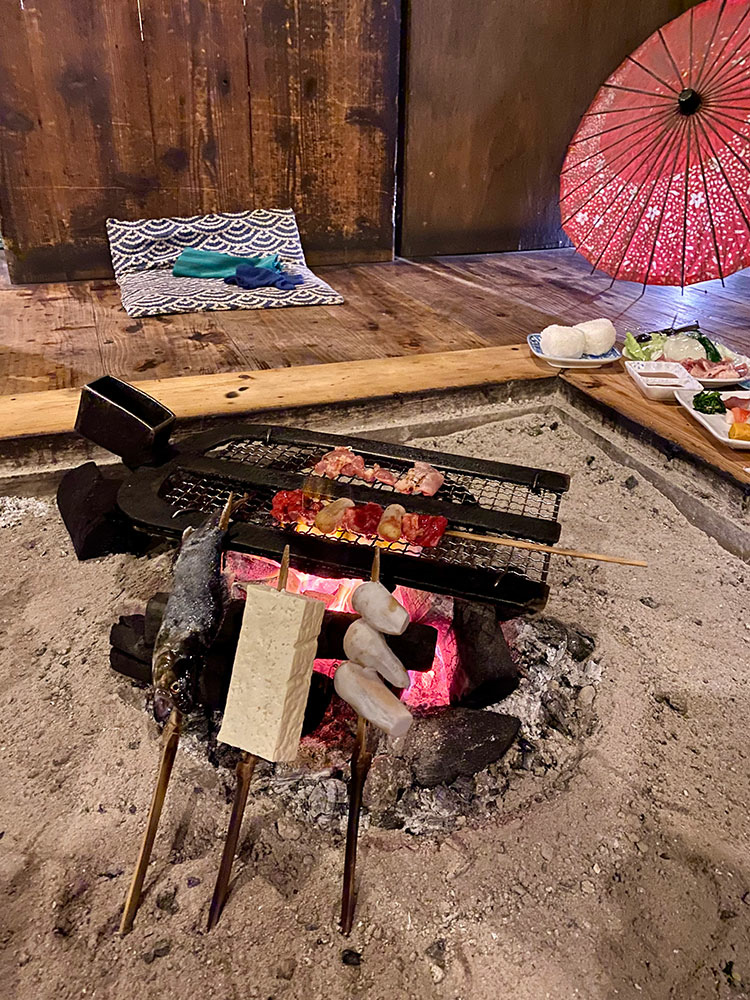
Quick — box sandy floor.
[1,405,749,1000]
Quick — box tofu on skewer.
[218,584,325,761]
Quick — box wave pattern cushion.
[106,208,344,318]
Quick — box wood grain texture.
[0,345,553,439]
[243,0,401,263]
[401,0,702,256]
[0,0,159,282]
[0,0,400,282]
[2,247,750,394]
[139,0,254,217]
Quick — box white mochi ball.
[575,318,617,356]
[539,324,585,359]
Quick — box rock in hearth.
[398,708,520,788]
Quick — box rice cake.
[218,585,325,762]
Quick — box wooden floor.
[2,248,750,396]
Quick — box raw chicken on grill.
[394,461,445,497]
[312,447,367,479]
[312,448,443,496]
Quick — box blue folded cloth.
[224,263,304,291]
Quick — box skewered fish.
[152,494,242,717]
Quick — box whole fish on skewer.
[120,492,245,934]
[152,493,245,719]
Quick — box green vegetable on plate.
[692,390,726,415]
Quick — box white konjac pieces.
[334,661,413,737]
[218,585,325,762]
[351,581,409,635]
[335,580,414,737]
[343,618,409,687]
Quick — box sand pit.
[1,385,749,1000]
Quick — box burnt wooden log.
[449,599,520,708]
[110,601,438,715]
[398,708,520,788]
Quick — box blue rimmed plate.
[527,333,622,369]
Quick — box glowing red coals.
[224,552,457,709]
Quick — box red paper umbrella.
[561,0,750,287]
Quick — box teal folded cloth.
[172,248,283,278]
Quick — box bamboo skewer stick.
[120,706,182,935]
[340,548,379,936]
[444,529,647,568]
[206,545,291,931]
[206,751,258,931]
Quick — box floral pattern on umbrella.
[561,0,750,287]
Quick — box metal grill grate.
[206,437,562,522]
[119,423,569,611]
[159,468,549,586]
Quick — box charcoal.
[56,462,146,560]
[110,647,150,685]
[450,599,520,708]
[398,707,520,788]
[138,598,436,668]
[110,614,150,663]
[301,672,334,736]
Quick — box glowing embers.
[225,552,458,710]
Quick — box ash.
[179,615,600,839]
[0,495,50,529]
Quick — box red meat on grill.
[270,489,321,525]
[401,513,448,547]
[341,502,384,537]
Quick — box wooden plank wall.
[400,0,702,257]
[0,0,400,283]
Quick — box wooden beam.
[0,345,554,440]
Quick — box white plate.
[694,370,750,388]
[527,333,621,369]
[674,389,750,449]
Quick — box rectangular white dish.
[626,361,702,401]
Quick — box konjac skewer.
[337,549,413,935]
[120,492,244,935]
[207,545,325,930]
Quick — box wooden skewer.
[120,706,182,935]
[340,548,379,936]
[444,529,647,568]
[206,545,291,931]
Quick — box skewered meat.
[313,447,367,479]
[312,447,442,495]
[334,661,413,737]
[341,502,383,536]
[394,461,445,496]
[152,494,239,717]
[377,503,406,542]
[271,489,321,525]
[218,585,325,761]
[371,466,398,486]
[343,619,410,688]
[401,513,448,547]
[351,581,409,635]
[314,497,355,533]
